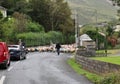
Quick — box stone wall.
[76,49,96,57]
[75,55,120,74]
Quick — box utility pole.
[103,22,108,56]
[74,10,79,48]
[95,9,98,50]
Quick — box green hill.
[66,0,118,25]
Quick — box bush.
[97,72,120,84]
[26,21,44,32]
[17,31,75,47]
[47,31,63,43]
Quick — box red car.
[0,42,10,69]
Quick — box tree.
[26,21,44,32]
[12,12,28,33]
[111,0,120,6]
[1,0,16,15]
[29,0,74,33]
[1,0,74,34]
[1,18,16,42]
[0,12,3,19]
[0,11,4,41]
[1,0,30,15]
[110,0,120,19]
[106,25,114,36]
[29,0,52,32]
[0,20,3,41]
[50,0,74,34]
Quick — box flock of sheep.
[27,44,76,53]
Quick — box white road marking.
[7,67,13,71]
[0,61,20,84]
[0,76,6,84]
[16,61,20,64]
[7,61,20,71]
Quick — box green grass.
[67,56,120,83]
[67,58,102,83]
[91,56,120,65]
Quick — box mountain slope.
[66,0,118,25]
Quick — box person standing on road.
[21,41,26,48]
[55,43,61,55]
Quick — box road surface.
[0,52,93,84]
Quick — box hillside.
[66,0,118,25]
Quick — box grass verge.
[67,58,102,83]
[91,56,120,65]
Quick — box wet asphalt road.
[0,52,93,84]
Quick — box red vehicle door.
[0,43,5,62]
[0,42,10,69]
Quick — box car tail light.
[4,52,7,57]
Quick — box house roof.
[0,6,7,10]
[80,34,92,41]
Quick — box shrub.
[17,31,75,47]
[97,72,120,84]
[26,21,44,32]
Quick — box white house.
[114,25,120,32]
[0,6,7,17]
[79,34,95,48]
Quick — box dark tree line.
[110,0,120,18]
[0,0,74,34]
[110,0,120,6]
